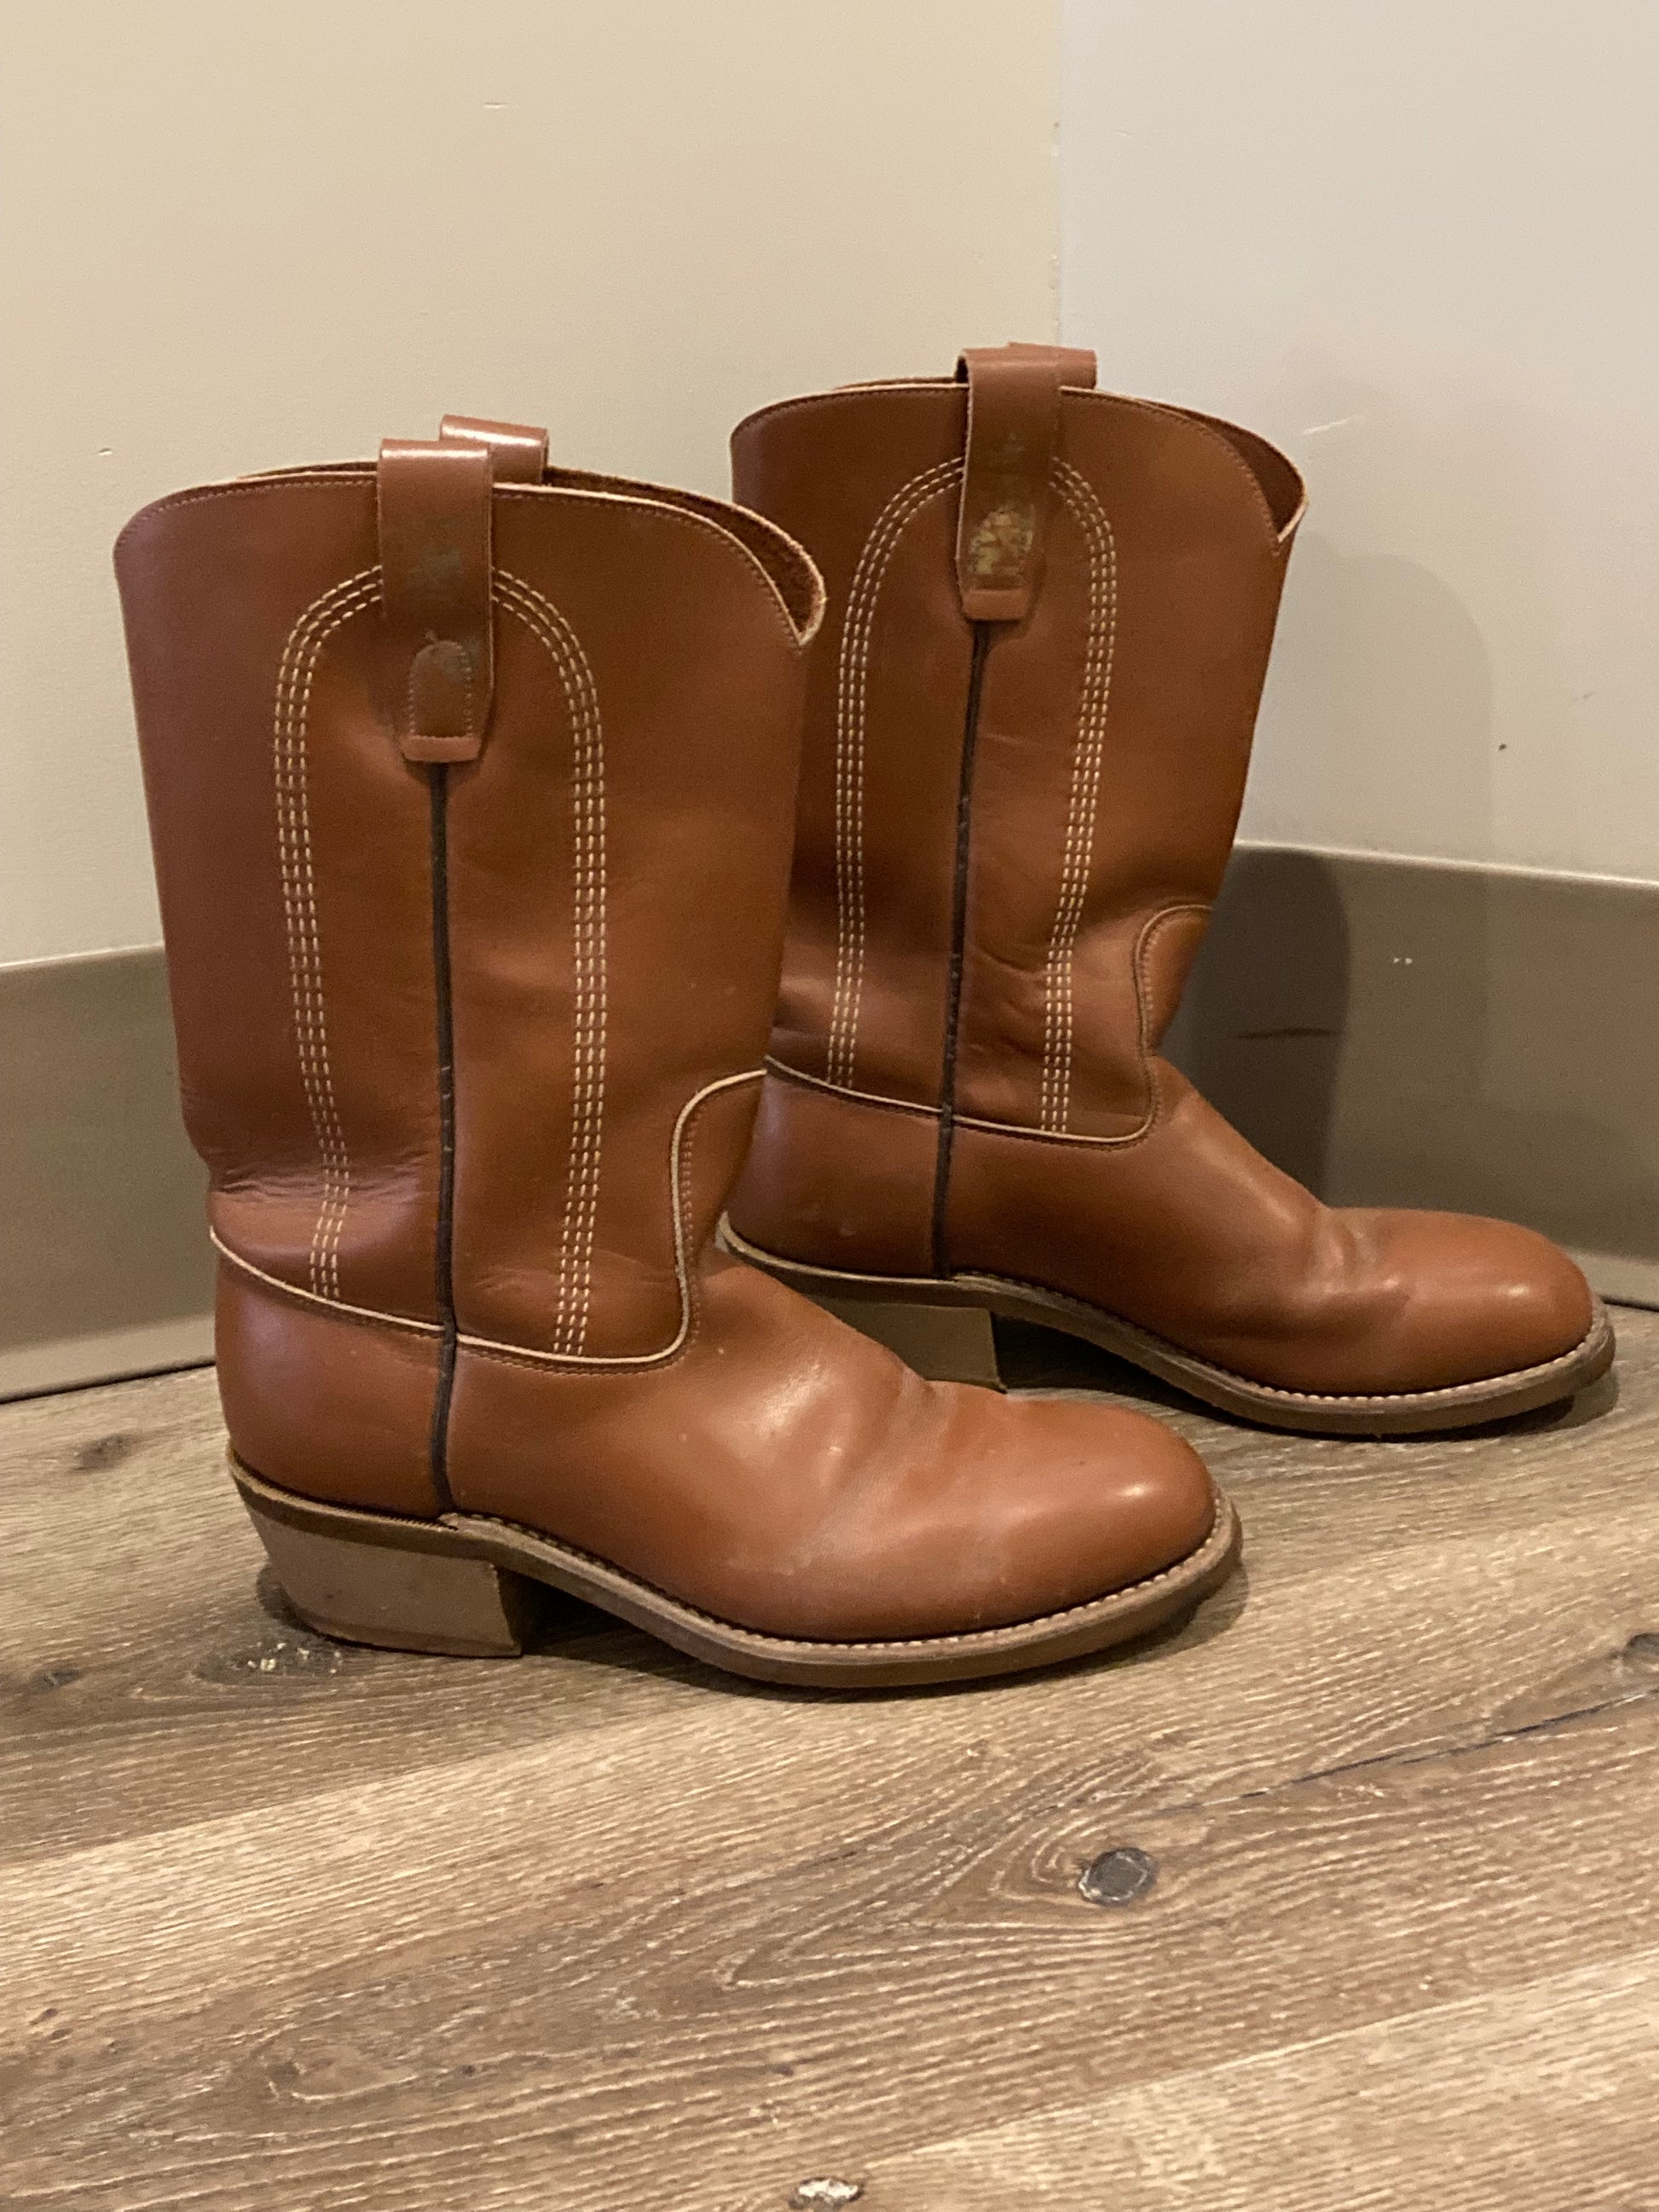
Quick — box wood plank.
[850,1946,1659,2212]
[8,1458,1659,2007]
[0,1368,725,1868]
[4,1317,1655,1865]
[4,1570,1657,2209]
[5,1320,1658,2210]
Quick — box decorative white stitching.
[272,570,379,1297]
[211,1068,760,1371]
[494,573,608,1357]
[829,459,962,1088]
[1039,463,1118,1134]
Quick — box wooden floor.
[4,1313,1659,2212]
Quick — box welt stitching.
[957,1268,1607,1404]
[448,1495,1233,1649]
[495,575,607,1357]
[1039,465,1118,1133]
[830,459,962,1086]
[273,570,379,1297]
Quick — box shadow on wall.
[1253,534,1497,863]
[1169,847,1350,1199]
[1165,846,1659,1298]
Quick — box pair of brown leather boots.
[117,346,1613,1689]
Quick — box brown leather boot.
[724,347,1614,1436]
[114,413,1237,1687]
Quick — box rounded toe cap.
[1373,1211,1596,1389]
[984,1394,1221,1615]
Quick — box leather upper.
[117,416,1223,1640]
[727,349,1596,1396]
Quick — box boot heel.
[236,1476,540,1657]
[812,1292,1005,1390]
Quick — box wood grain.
[3,1314,1658,2209]
[858,1947,1659,2212]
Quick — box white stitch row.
[272,570,379,1297]
[829,458,962,1088]
[1039,464,1119,1133]
[1040,473,1110,1129]
[1039,476,1103,1128]
[495,575,608,1357]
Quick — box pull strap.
[1005,340,1098,390]
[953,345,1070,623]
[439,413,549,482]
[376,440,494,765]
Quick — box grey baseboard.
[0,948,212,1402]
[3,847,1655,1403]
[1165,845,1659,1311]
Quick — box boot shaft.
[117,430,822,1365]
[115,410,1243,1685]
[732,349,1304,1141]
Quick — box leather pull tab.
[439,413,549,483]
[953,346,1065,623]
[1006,340,1098,390]
[376,440,494,765]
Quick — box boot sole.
[719,1221,1616,1438]
[231,1455,1241,1689]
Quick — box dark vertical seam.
[930,621,992,1275]
[426,762,460,1513]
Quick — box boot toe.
[1364,1210,1597,1390]
[959,1394,1222,1624]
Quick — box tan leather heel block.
[235,1468,539,1657]
[215,1263,444,1516]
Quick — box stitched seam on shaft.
[1132,903,1211,1135]
[272,571,379,1297]
[767,1051,1149,1149]
[119,478,812,651]
[1040,465,1118,1135]
[766,1054,942,1120]
[829,459,962,1087]
[495,574,608,1356]
[211,1231,442,1336]
[211,1070,760,1372]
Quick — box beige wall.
[0,0,1060,965]
[1061,0,1659,883]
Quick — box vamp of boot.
[115,412,1239,1687]
[721,344,1615,1437]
